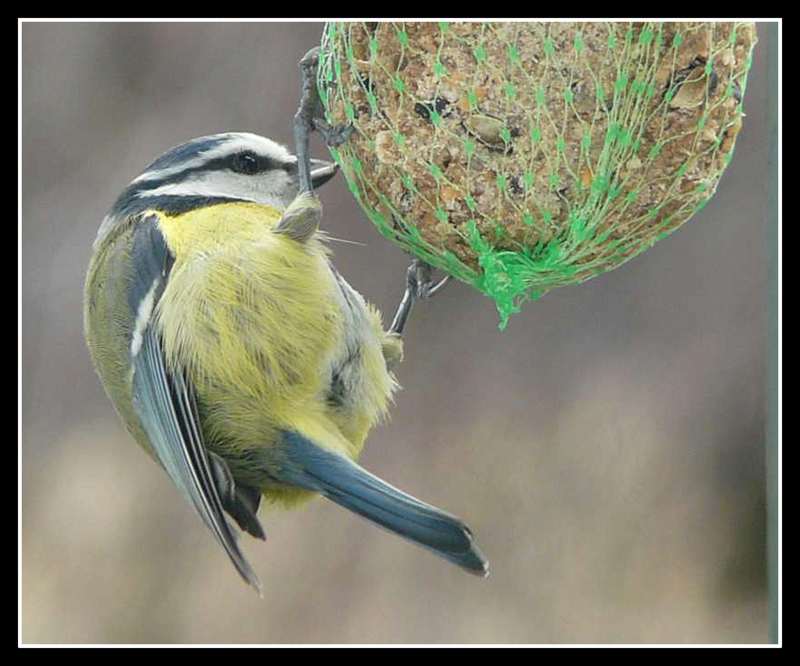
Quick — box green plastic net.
[317,22,757,327]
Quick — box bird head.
[96,132,337,247]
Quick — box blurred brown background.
[21,21,774,644]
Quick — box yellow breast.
[154,203,344,446]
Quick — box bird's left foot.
[312,118,354,147]
[294,47,353,192]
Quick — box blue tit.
[84,132,488,592]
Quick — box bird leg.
[293,48,445,339]
[389,259,451,336]
[293,46,353,193]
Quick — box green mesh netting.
[317,22,757,328]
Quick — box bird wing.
[128,214,262,593]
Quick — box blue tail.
[278,431,489,576]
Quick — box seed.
[464,114,506,146]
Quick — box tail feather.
[279,431,489,576]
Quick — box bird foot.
[294,47,352,192]
[389,259,451,336]
[312,117,354,147]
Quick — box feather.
[275,430,489,576]
[128,217,263,593]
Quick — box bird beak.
[310,159,338,189]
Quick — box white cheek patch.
[131,278,160,358]
[136,169,297,210]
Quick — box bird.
[83,131,488,592]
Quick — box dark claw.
[409,260,450,300]
[420,274,451,299]
[312,118,354,147]
[389,259,450,336]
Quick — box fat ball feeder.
[311,21,757,328]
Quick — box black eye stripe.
[129,153,290,198]
[231,150,261,175]
[211,153,276,174]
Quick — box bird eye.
[231,151,260,175]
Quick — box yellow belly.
[152,202,395,504]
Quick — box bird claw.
[389,259,450,336]
[312,118,354,147]
[408,260,450,300]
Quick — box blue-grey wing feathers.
[128,215,263,593]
